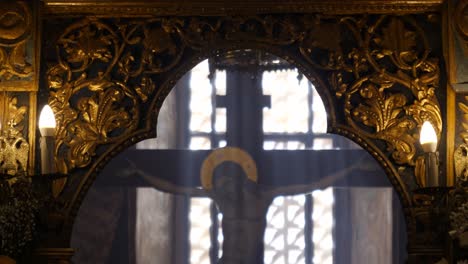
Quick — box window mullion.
[209,202,220,264]
[210,69,217,149]
[305,194,313,264]
[307,80,314,149]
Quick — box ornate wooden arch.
[40,9,444,261]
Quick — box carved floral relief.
[298,16,441,167]
[44,14,441,217]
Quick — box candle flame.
[420,121,437,152]
[39,105,56,136]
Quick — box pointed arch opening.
[70,49,408,263]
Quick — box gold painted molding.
[42,0,444,16]
[447,84,456,186]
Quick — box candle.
[38,105,56,174]
[420,121,439,187]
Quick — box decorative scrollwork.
[0,1,32,80]
[46,15,441,215]
[299,15,441,165]
[48,19,139,174]
[47,16,199,175]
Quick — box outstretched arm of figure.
[263,156,380,198]
[117,158,207,197]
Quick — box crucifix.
[110,147,383,263]
[100,50,391,263]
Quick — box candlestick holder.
[419,121,440,188]
[0,105,62,262]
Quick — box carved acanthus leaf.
[309,15,441,165]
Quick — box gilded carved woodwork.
[47,18,144,174]
[0,1,38,175]
[47,14,441,172]
[0,92,28,176]
[301,16,442,167]
[0,1,33,83]
[43,15,442,249]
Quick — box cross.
[98,55,391,263]
[104,148,386,263]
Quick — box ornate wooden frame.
[2,0,466,263]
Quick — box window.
[175,55,351,264]
[130,51,399,264]
[72,51,405,264]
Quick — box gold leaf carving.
[61,25,113,64]
[375,18,417,63]
[301,15,441,165]
[49,19,174,174]
[0,92,28,175]
[41,15,446,244]
[0,92,27,137]
[0,1,32,80]
[135,77,156,103]
[67,91,129,169]
[46,15,441,184]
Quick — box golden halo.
[200,147,258,190]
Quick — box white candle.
[419,121,439,187]
[38,105,56,174]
